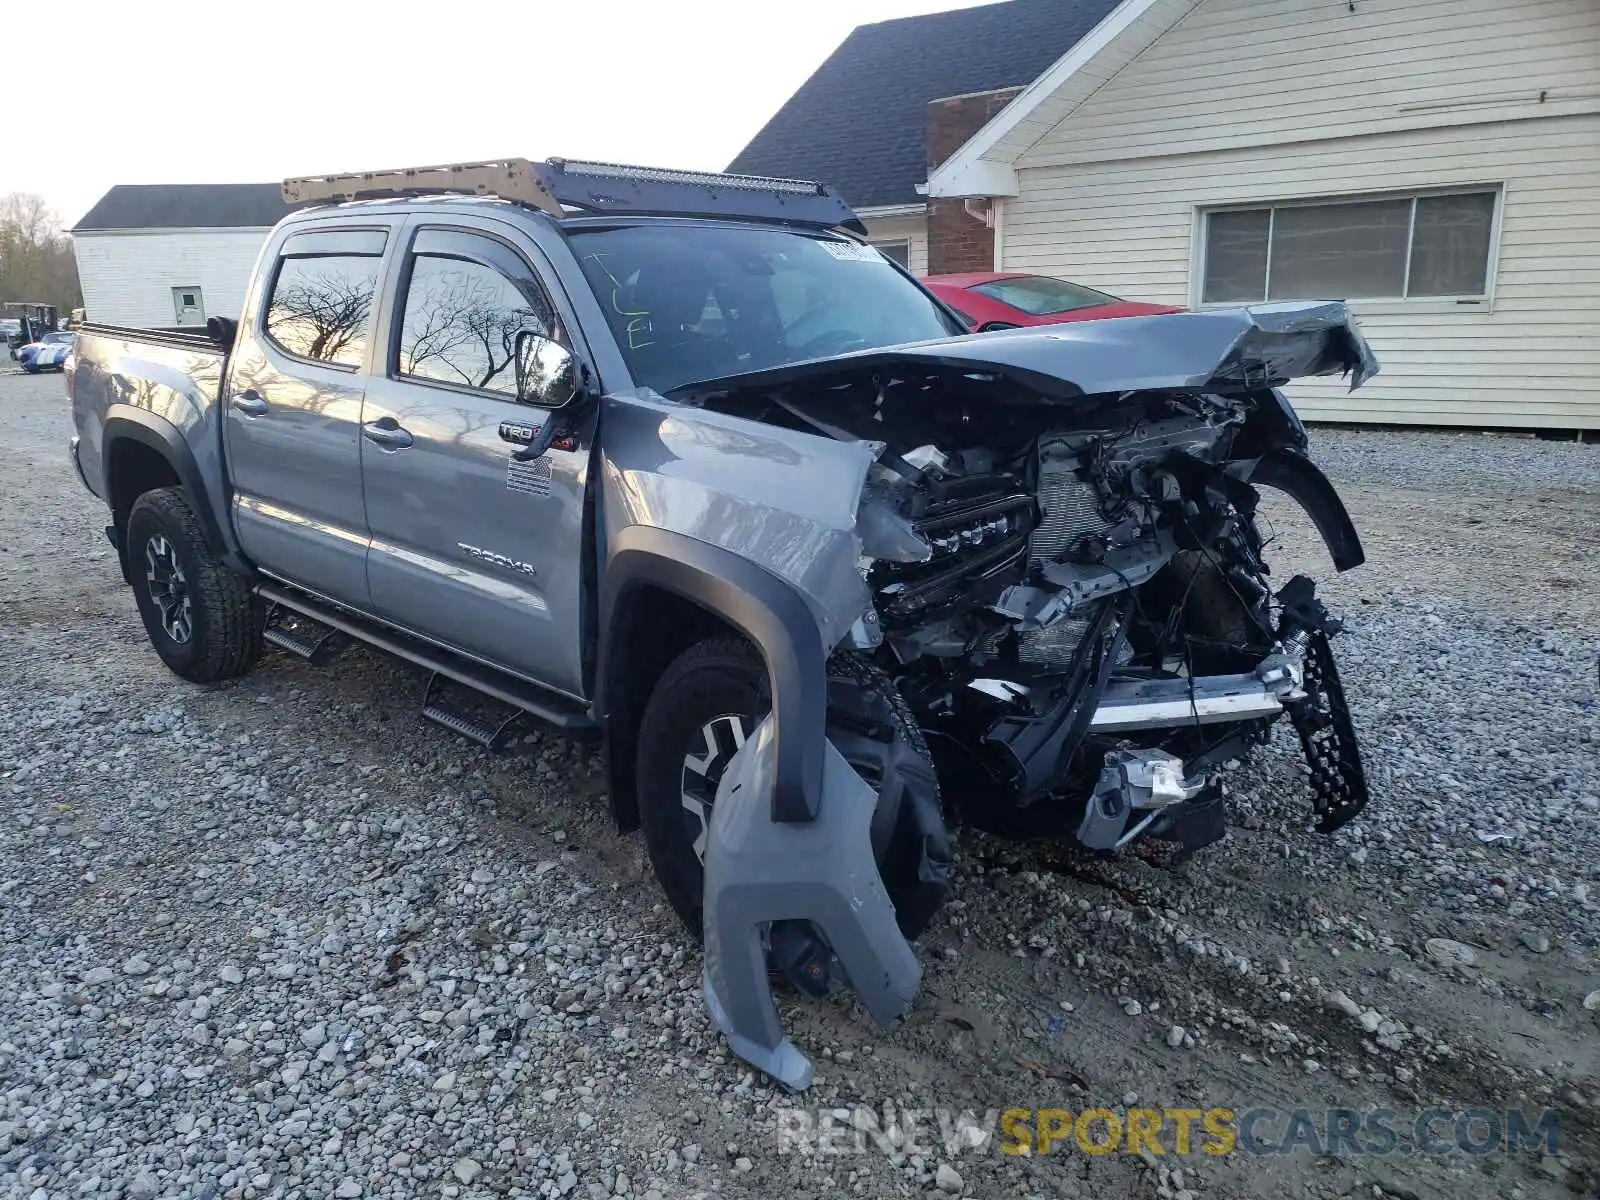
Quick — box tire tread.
[127,487,261,683]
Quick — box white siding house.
[72,228,272,328]
[929,0,1600,429]
[71,183,297,329]
[859,206,932,275]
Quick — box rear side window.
[264,254,382,368]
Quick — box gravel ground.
[2,367,1598,1200]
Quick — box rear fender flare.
[1248,449,1365,572]
[598,527,829,828]
[102,406,247,574]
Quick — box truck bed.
[69,322,229,507]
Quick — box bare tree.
[400,262,551,392]
[266,266,376,364]
[0,194,82,311]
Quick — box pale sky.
[5,0,980,230]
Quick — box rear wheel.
[126,487,262,683]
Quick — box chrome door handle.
[362,418,414,449]
[231,390,268,416]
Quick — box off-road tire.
[126,487,262,683]
[636,636,767,937]
[636,636,949,942]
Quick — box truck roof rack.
[282,159,564,217]
[282,157,865,233]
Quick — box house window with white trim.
[871,240,911,269]
[1200,189,1499,304]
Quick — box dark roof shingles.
[73,183,303,232]
[726,0,1120,209]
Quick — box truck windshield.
[570,224,962,393]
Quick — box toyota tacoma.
[67,157,1375,1089]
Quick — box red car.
[921,271,1183,333]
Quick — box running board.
[255,582,595,735]
[263,603,342,663]
[1087,672,1291,733]
[421,672,525,750]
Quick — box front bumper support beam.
[1086,656,1303,733]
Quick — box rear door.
[357,218,595,699]
[223,223,396,608]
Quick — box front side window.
[265,254,381,367]
[396,253,556,396]
[971,275,1120,316]
[1201,189,1498,303]
[571,224,962,393]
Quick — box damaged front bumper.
[701,715,921,1091]
[699,579,1370,1091]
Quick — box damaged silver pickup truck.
[66,159,1373,1090]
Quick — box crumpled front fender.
[597,387,921,1087]
[701,713,921,1090]
[599,388,880,650]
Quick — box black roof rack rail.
[282,157,865,234]
[539,158,866,233]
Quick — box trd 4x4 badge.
[499,420,538,445]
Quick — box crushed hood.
[674,299,1379,402]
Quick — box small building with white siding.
[71,185,299,328]
[737,0,1600,430]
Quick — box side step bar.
[263,602,343,664]
[421,672,526,750]
[255,582,595,735]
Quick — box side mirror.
[208,315,238,350]
[514,330,580,410]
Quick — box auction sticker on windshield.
[817,240,886,263]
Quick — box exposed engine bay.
[660,302,1377,1091]
[684,346,1369,856]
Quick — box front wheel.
[634,636,950,941]
[126,487,262,683]
[635,637,766,935]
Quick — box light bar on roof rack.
[545,158,828,197]
[541,157,864,233]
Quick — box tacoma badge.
[457,543,538,579]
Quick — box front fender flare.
[598,526,830,826]
[1248,449,1365,572]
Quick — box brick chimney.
[925,87,1020,275]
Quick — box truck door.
[223,225,394,608]
[357,221,593,700]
